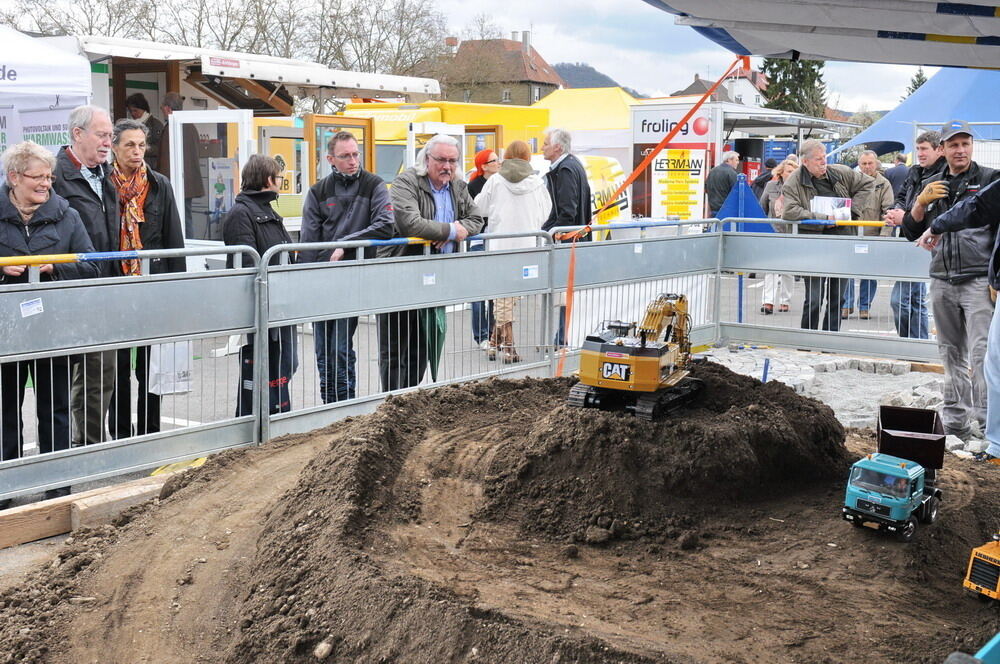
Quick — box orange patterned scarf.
[111,163,149,276]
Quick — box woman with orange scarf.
[107,118,185,439]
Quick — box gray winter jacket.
[299,169,395,262]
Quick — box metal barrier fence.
[0,219,944,500]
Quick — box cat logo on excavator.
[601,362,631,380]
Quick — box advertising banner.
[650,149,706,220]
[19,109,71,155]
[0,109,23,153]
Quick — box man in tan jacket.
[378,134,484,390]
[782,139,874,331]
[841,150,894,319]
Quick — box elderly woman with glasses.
[0,141,99,486]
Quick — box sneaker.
[479,340,491,352]
[859,310,870,320]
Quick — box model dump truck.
[963,534,1000,602]
[841,405,945,543]
[944,632,1000,664]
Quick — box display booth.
[0,27,91,155]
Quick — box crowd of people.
[3,100,1000,509]
[0,101,592,502]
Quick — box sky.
[439,0,933,114]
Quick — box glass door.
[167,109,253,244]
[302,115,374,186]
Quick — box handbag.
[148,341,194,395]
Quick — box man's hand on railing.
[328,248,345,262]
[916,227,941,251]
[883,208,904,227]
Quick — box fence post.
[255,254,271,446]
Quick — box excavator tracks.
[566,378,703,421]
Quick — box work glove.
[916,181,949,207]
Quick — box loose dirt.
[2,363,999,663]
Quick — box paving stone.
[945,435,967,452]
[952,450,974,460]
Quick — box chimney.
[522,30,531,53]
[511,31,519,41]
[694,73,700,81]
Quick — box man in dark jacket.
[705,151,740,217]
[53,105,120,449]
[903,120,1000,441]
[541,128,592,233]
[106,118,186,440]
[917,176,1000,461]
[751,158,777,199]
[542,128,592,347]
[883,131,945,339]
[379,134,484,390]
[300,131,394,402]
[781,139,874,332]
[884,153,909,198]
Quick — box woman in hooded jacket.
[474,140,552,363]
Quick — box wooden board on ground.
[70,482,167,531]
[0,474,171,551]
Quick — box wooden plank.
[70,481,167,531]
[910,362,944,374]
[0,475,171,550]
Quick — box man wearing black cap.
[751,158,778,199]
[904,120,1000,442]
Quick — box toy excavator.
[567,293,703,420]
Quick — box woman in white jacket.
[474,140,552,363]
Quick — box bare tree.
[462,13,503,41]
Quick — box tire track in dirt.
[53,434,329,664]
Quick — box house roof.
[451,38,566,87]
[670,74,733,102]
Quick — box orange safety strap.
[554,54,750,375]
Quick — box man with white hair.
[541,128,591,233]
[706,150,740,217]
[377,134,484,390]
[53,105,121,451]
[781,138,873,332]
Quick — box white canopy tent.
[0,26,91,153]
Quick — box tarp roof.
[832,68,1000,155]
[44,35,440,97]
[532,87,638,130]
[1,27,90,109]
[644,0,1000,68]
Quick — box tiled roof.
[451,39,567,87]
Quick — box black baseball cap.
[940,119,974,142]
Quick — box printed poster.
[18,109,70,155]
[0,109,23,154]
[650,149,706,220]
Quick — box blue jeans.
[890,281,929,339]
[314,318,358,403]
[469,243,494,343]
[985,302,1000,456]
[842,279,877,311]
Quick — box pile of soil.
[479,362,850,541]
[3,362,1000,663]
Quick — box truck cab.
[842,452,941,542]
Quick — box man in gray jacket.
[300,131,395,402]
[378,134,484,390]
[782,139,874,332]
[905,120,1000,440]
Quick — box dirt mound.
[4,364,1000,663]
[479,362,850,541]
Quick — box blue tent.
[833,68,1000,157]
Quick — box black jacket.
[893,156,945,211]
[903,161,1000,284]
[543,153,592,234]
[222,190,293,267]
[932,177,1000,289]
[53,146,121,277]
[299,169,394,262]
[0,187,100,284]
[706,163,738,213]
[135,168,186,274]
